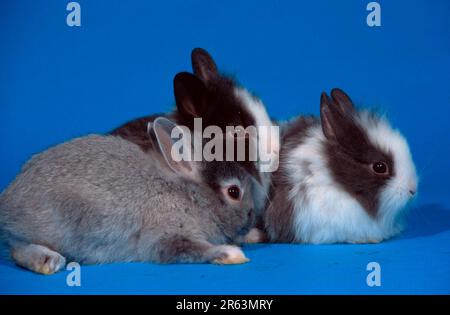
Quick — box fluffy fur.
[234,87,279,214]
[264,89,418,244]
[0,129,254,274]
[112,48,277,215]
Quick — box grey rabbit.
[111,48,279,214]
[0,117,254,274]
[111,48,278,244]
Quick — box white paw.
[35,251,66,275]
[212,245,250,265]
[244,228,266,244]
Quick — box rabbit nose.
[409,180,418,196]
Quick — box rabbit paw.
[12,244,66,275]
[35,252,66,275]
[244,228,267,244]
[212,245,249,265]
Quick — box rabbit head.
[265,89,418,244]
[173,48,279,180]
[149,117,255,239]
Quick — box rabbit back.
[0,135,215,263]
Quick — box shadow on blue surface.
[0,200,449,294]
[400,204,450,240]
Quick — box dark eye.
[227,185,241,200]
[372,161,388,175]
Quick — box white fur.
[234,87,280,165]
[234,88,280,213]
[213,245,249,264]
[286,114,417,244]
[358,111,418,217]
[244,227,266,243]
[220,245,245,259]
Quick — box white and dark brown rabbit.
[111,48,278,242]
[111,48,276,160]
[264,89,418,244]
[0,117,255,274]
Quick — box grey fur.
[0,134,254,272]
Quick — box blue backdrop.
[0,0,449,294]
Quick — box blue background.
[0,0,449,294]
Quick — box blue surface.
[0,0,449,294]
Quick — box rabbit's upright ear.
[151,117,197,179]
[173,72,207,119]
[330,88,355,115]
[320,92,338,140]
[320,91,368,151]
[191,48,219,83]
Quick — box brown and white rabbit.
[111,48,278,242]
[264,89,418,244]
[0,117,255,274]
[111,48,276,161]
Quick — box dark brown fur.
[321,89,394,217]
[264,116,318,242]
[110,49,259,179]
[110,113,170,152]
[264,89,396,242]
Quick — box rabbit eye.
[372,161,388,175]
[227,185,241,201]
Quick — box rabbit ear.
[151,117,196,178]
[320,92,337,140]
[147,121,153,134]
[191,48,219,83]
[320,91,368,151]
[173,72,207,119]
[147,121,160,149]
[330,88,355,115]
